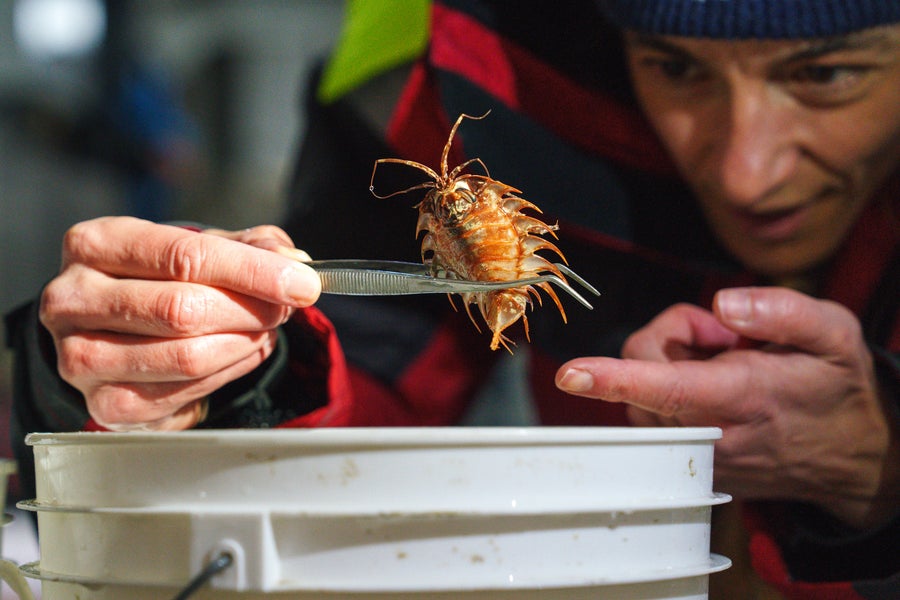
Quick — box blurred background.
[0,0,344,313]
[1,0,344,592]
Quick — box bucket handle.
[171,551,234,600]
[0,559,36,600]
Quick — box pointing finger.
[556,355,756,421]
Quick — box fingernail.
[275,245,312,263]
[717,289,752,326]
[286,264,319,304]
[558,368,594,393]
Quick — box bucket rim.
[17,492,732,515]
[26,426,722,448]
[19,554,732,590]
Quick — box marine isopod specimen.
[370,112,572,352]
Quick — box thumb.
[713,287,859,358]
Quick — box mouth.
[728,192,828,242]
[734,206,808,240]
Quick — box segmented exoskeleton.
[370,112,569,352]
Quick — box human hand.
[556,287,899,529]
[39,216,321,431]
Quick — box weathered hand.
[40,216,321,431]
[556,287,899,529]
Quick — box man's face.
[623,25,900,279]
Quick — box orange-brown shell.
[371,112,569,352]
[417,175,567,351]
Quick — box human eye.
[783,62,874,105]
[638,54,706,84]
[791,63,866,86]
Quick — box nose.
[717,82,800,206]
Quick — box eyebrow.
[786,32,891,61]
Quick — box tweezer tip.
[554,264,601,297]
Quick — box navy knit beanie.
[598,0,900,39]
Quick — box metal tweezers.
[308,260,601,309]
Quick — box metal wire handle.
[171,552,234,600]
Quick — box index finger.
[62,217,321,307]
[556,356,755,421]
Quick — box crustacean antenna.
[369,111,493,199]
[439,111,491,179]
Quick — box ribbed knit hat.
[597,0,900,39]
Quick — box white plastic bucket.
[19,427,731,599]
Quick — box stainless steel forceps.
[307,260,601,309]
